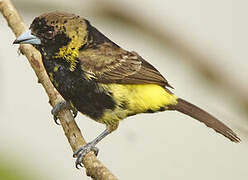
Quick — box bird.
[14,11,240,168]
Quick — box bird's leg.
[73,123,119,168]
[51,101,78,125]
[73,129,109,168]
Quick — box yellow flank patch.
[101,83,178,115]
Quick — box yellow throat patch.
[54,35,80,71]
[53,25,88,71]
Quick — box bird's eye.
[45,30,54,39]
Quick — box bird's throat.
[53,45,79,71]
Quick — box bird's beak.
[13,30,41,45]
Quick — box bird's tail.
[167,98,241,143]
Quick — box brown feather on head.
[30,11,89,49]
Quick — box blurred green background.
[1,0,248,179]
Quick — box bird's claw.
[51,101,78,125]
[73,143,99,169]
[51,101,67,125]
[53,115,60,125]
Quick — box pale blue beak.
[13,30,41,45]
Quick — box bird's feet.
[51,101,78,125]
[73,142,99,168]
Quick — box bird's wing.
[79,46,173,88]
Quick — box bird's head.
[14,11,89,57]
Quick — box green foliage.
[0,159,41,180]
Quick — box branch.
[0,0,118,179]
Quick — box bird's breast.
[42,58,116,120]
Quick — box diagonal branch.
[0,0,118,179]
